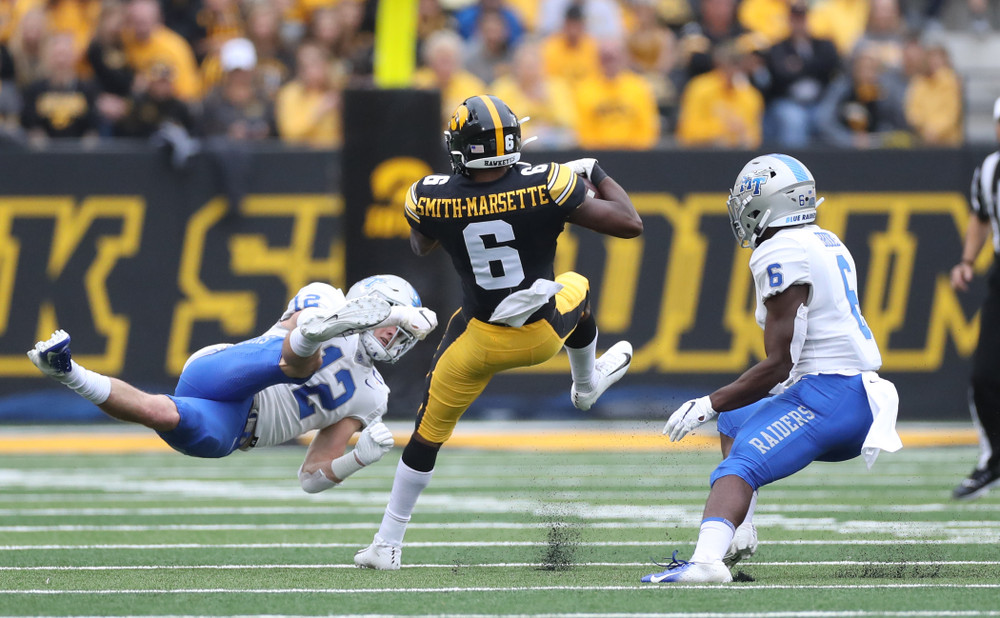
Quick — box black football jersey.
[405,161,588,322]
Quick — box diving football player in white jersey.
[643,154,902,583]
[28,276,437,492]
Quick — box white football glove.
[353,421,394,466]
[663,396,718,442]
[388,305,438,340]
[563,158,598,179]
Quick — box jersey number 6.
[462,220,526,290]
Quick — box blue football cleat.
[641,550,732,583]
[28,330,74,377]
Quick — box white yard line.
[0,539,994,551]
[1,502,996,517]
[3,614,1000,618]
[0,469,981,496]
[3,519,1000,533]
[1,560,997,571]
[4,584,1000,595]
[9,613,996,618]
[0,489,973,503]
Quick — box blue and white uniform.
[158,284,389,458]
[714,226,900,489]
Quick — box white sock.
[63,361,111,405]
[743,490,758,524]
[288,328,322,358]
[566,332,598,392]
[690,517,736,563]
[377,459,434,546]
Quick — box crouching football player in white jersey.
[642,154,902,584]
[27,275,437,492]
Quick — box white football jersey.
[251,283,390,447]
[750,225,882,380]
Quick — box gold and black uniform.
[404,161,591,443]
[406,161,587,322]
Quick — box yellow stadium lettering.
[512,190,977,376]
[168,197,257,375]
[0,196,144,376]
[167,194,343,374]
[816,192,979,371]
[365,157,433,239]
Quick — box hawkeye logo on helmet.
[738,174,768,196]
[483,155,518,167]
[450,105,469,131]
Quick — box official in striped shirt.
[950,96,1000,500]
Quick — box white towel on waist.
[860,371,902,469]
[489,279,564,327]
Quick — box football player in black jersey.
[355,94,644,570]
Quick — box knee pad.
[402,438,440,472]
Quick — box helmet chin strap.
[751,208,772,248]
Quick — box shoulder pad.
[544,162,580,206]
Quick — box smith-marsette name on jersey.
[414,187,552,219]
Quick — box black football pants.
[970,259,1000,471]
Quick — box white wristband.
[298,465,338,493]
[289,328,322,358]
[62,361,111,405]
[329,451,365,482]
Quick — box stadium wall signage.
[0,144,991,422]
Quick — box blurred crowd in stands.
[0,0,989,150]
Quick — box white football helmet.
[727,154,825,249]
[346,275,423,363]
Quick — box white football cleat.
[354,534,401,570]
[28,330,74,379]
[571,341,633,411]
[642,551,732,583]
[723,521,758,567]
[298,295,392,342]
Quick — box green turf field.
[1,440,998,617]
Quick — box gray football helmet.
[346,275,422,363]
[727,154,825,249]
